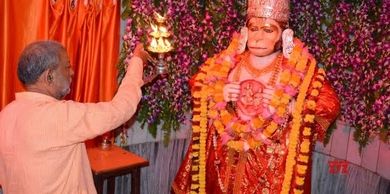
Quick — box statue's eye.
[263,27,274,33]
[249,26,259,31]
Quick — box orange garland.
[189,35,239,193]
[210,43,309,152]
[280,45,326,194]
[290,68,326,193]
[190,36,326,193]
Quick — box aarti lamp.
[147,12,173,75]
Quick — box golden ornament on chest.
[233,52,283,86]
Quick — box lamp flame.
[154,12,167,23]
[147,16,172,53]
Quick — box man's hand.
[125,43,149,86]
[133,43,150,65]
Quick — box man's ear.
[43,70,54,84]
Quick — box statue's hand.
[223,82,240,102]
[262,86,275,104]
[282,29,294,59]
[262,86,276,114]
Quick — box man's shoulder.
[0,100,19,115]
[0,97,71,118]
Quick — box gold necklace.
[233,52,283,87]
[243,52,280,77]
[267,55,283,87]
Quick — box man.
[0,40,148,194]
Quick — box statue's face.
[247,17,282,57]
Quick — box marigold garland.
[208,49,309,152]
[291,69,326,193]
[281,45,326,193]
[280,49,316,194]
[190,37,326,193]
[189,34,240,194]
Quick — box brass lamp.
[147,12,173,74]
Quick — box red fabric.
[172,57,341,194]
[0,0,120,110]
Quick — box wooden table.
[87,145,149,194]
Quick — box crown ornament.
[247,0,290,23]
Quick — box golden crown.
[247,0,290,23]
